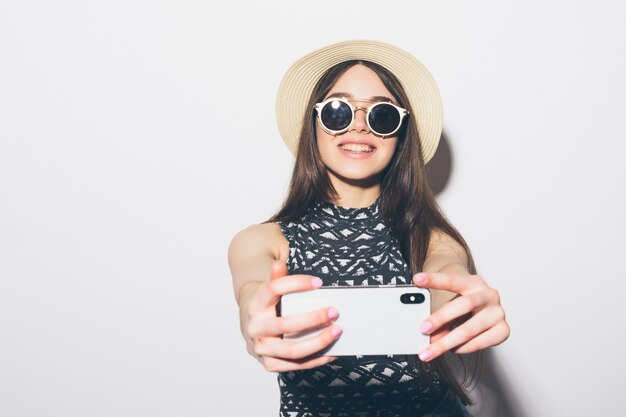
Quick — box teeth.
[341,143,373,152]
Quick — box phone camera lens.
[401,293,425,304]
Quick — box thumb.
[270,260,288,280]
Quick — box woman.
[228,40,510,416]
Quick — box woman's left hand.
[412,272,510,362]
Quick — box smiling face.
[315,64,399,188]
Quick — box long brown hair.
[268,60,479,404]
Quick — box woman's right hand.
[243,261,342,372]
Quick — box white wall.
[1,1,625,416]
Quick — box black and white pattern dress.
[276,197,472,417]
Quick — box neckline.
[313,196,381,223]
[328,195,380,211]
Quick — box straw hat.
[275,39,443,164]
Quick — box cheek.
[315,126,335,154]
[381,139,399,161]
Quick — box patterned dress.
[276,197,472,416]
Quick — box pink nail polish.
[331,326,343,338]
[328,308,339,320]
[418,349,433,362]
[311,277,323,288]
[420,321,432,334]
[415,273,427,284]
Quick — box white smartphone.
[279,285,430,356]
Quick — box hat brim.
[275,39,443,164]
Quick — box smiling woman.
[228,40,509,416]
[316,65,401,192]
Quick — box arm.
[422,229,471,311]
[414,229,510,362]
[227,224,341,372]
[228,224,278,355]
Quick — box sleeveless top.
[276,197,471,416]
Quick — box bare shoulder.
[425,228,469,267]
[228,222,289,264]
[228,222,291,304]
[428,228,466,252]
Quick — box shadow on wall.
[427,132,527,417]
[425,130,454,197]
[468,349,529,417]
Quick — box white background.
[1,1,625,416]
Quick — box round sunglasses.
[314,97,409,138]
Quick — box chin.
[328,168,383,186]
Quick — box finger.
[248,306,339,338]
[418,309,502,362]
[454,321,511,354]
[413,272,485,294]
[255,274,323,308]
[246,262,290,314]
[270,260,289,280]
[273,307,340,335]
[420,292,486,336]
[429,322,453,344]
[261,354,338,373]
[254,324,343,359]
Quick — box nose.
[351,106,370,133]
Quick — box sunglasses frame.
[314,97,409,138]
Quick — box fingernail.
[414,273,427,284]
[311,277,323,288]
[420,321,432,334]
[418,349,433,362]
[331,326,343,338]
[328,308,339,320]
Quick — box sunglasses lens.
[320,100,352,131]
[369,104,402,135]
